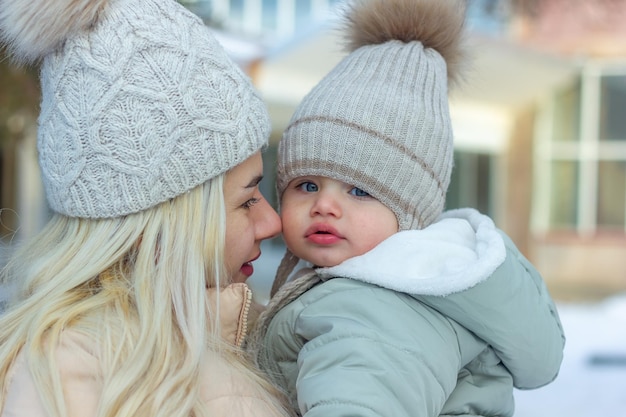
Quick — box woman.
[0,0,293,416]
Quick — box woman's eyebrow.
[246,175,263,188]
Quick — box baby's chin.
[293,246,365,269]
[308,255,356,269]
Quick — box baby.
[249,0,565,416]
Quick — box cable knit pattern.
[28,0,269,218]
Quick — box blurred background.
[1,0,625,415]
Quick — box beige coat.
[2,283,282,417]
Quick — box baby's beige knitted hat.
[277,0,467,230]
[0,0,270,218]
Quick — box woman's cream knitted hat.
[277,0,467,231]
[0,0,270,218]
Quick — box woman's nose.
[255,197,282,240]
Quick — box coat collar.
[316,208,506,296]
[207,283,252,347]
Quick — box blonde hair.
[0,175,292,417]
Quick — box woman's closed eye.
[241,197,260,209]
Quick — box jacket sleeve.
[2,332,102,417]
[2,355,49,417]
[416,230,565,389]
[259,278,485,417]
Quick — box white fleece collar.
[316,208,506,296]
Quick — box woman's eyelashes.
[241,196,260,209]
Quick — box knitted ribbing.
[278,39,453,231]
[276,0,466,231]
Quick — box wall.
[532,234,626,301]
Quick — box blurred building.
[0,58,44,244]
[1,0,625,299]
[507,0,626,299]
[202,0,626,300]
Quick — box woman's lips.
[240,262,254,277]
[240,252,261,277]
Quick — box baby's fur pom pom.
[342,0,467,86]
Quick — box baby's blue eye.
[298,182,318,192]
[350,187,370,197]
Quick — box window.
[548,160,578,228]
[534,65,626,234]
[599,75,626,142]
[447,151,494,216]
[597,160,626,227]
[204,0,341,38]
[553,80,580,143]
[262,0,278,30]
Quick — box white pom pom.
[0,0,109,63]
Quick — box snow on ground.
[514,294,626,417]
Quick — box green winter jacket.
[253,208,565,417]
